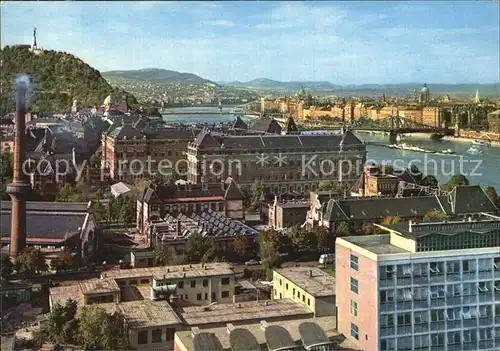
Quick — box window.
[178,281,184,289]
[478,282,489,293]
[279,279,282,286]
[152,329,162,343]
[185,294,188,299]
[297,291,301,298]
[212,292,216,301]
[350,323,359,340]
[430,285,445,298]
[129,280,138,285]
[431,309,445,322]
[448,331,461,345]
[350,255,358,270]
[381,314,394,328]
[221,277,230,285]
[397,288,412,301]
[397,313,411,326]
[307,298,310,306]
[221,291,230,298]
[302,295,305,303]
[286,283,289,290]
[197,293,202,301]
[380,339,394,351]
[350,277,358,294]
[429,262,441,274]
[203,279,208,287]
[205,293,208,300]
[479,328,493,340]
[191,280,196,288]
[138,330,148,344]
[430,333,445,346]
[380,289,394,303]
[293,288,295,295]
[414,311,426,324]
[350,300,358,317]
[414,335,429,349]
[463,329,476,343]
[140,279,149,284]
[166,328,175,341]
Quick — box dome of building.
[421,83,428,93]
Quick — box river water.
[162,107,500,191]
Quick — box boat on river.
[467,146,483,155]
[472,140,490,147]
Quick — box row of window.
[277,280,312,306]
[157,277,231,289]
[381,328,500,350]
[150,202,225,213]
[194,291,230,301]
[137,328,175,344]
[380,259,500,279]
[381,305,500,328]
[380,282,500,303]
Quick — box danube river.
[162,107,500,191]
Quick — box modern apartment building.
[336,215,500,351]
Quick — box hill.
[223,78,341,92]
[102,68,217,86]
[222,79,499,97]
[0,46,138,115]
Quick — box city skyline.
[1,1,499,85]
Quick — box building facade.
[336,217,500,351]
[187,130,367,194]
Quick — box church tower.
[474,88,480,104]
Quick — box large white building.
[335,215,500,351]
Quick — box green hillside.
[102,68,217,86]
[0,46,138,115]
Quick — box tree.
[78,305,128,350]
[0,152,13,200]
[15,247,47,275]
[154,245,170,266]
[318,180,333,191]
[1,254,14,278]
[290,227,318,253]
[258,229,284,269]
[47,299,79,344]
[423,209,450,222]
[249,180,263,211]
[232,236,253,262]
[53,251,74,271]
[381,216,401,225]
[335,222,350,236]
[313,226,334,252]
[421,175,439,188]
[185,232,210,262]
[485,186,499,206]
[441,174,469,192]
[55,183,84,202]
[410,165,423,184]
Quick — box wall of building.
[129,325,178,350]
[335,242,379,351]
[225,199,244,220]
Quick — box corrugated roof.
[229,328,260,351]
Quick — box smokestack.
[7,76,32,258]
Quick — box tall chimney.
[7,77,31,258]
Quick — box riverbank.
[442,136,500,148]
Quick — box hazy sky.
[2,1,499,84]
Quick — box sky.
[1,1,499,85]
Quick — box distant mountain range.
[102,69,499,97]
[102,68,217,86]
[221,78,499,97]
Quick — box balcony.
[413,323,429,333]
[397,301,413,311]
[478,270,493,280]
[478,293,493,303]
[446,296,462,306]
[396,277,411,286]
[495,316,500,324]
[478,316,493,326]
[461,342,478,351]
[478,340,494,349]
[494,269,500,278]
[379,279,396,289]
[446,320,462,330]
[380,303,395,313]
[463,272,478,281]
[495,292,500,301]
[413,299,429,309]
[379,327,395,337]
[463,318,478,328]
[429,322,446,331]
[429,275,445,284]
[447,345,464,351]
[430,297,445,307]
[446,272,461,282]
[413,276,429,285]
[396,325,412,335]
[463,295,477,305]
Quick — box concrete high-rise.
[6,77,31,258]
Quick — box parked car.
[319,253,335,266]
[245,259,261,266]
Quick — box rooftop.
[176,317,362,351]
[78,278,120,295]
[115,300,181,328]
[180,299,313,327]
[275,267,335,297]
[338,235,410,255]
[102,263,234,281]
